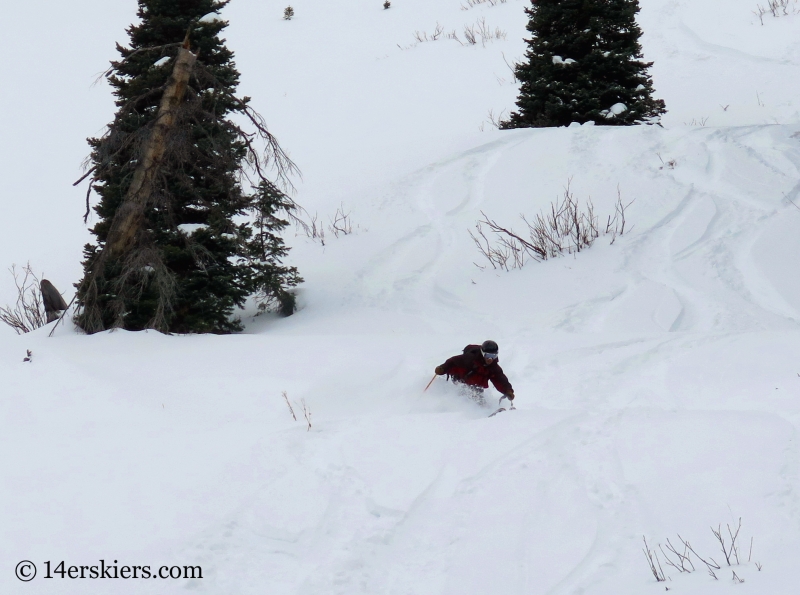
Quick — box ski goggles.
[482,351,498,360]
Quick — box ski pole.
[424,375,437,392]
[499,395,516,410]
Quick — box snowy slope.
[2,0,800,594]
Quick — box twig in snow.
[660,538,695,573]
[711,518,742,566]
[282,391,297,421]
[642,536,667,582]
[300,398,312,431]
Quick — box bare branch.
[300,398,312,431]
[678,534,720,571]
[282,391,297,421]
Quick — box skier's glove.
[505,391,515,401]
[435,365,445,375]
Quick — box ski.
[488,405,515,417]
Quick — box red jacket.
[439,345,513,394]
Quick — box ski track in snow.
[200,122,800,594]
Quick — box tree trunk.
[105,44,197,259]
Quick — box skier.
[434,340,515,405]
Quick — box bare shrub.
[296,204,360,243]
[295,210,326,245]
[485,108,508,129]
[413,18,504,48]
[754,0,797,23]
[461,0,507,9]
[685,116,709,126]
[283,6,294,20]
[711,518,742,566]
[462,18,507,46]
[643,519,759,585]
[281,391,311,430]
[0,264,46,334]
[414,23,444,43]
[642,537,666,582]
[470,181,632,271]
[328,204,354,238]
[463,24,478,45]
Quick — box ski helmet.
[481,340,499,355]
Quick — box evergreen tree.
[245,181,301,317]
[75,0,300,334]
[503,0,666,128]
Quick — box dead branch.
[106,45,198,260]
[73,167,96,187]
[47,293,78,337]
